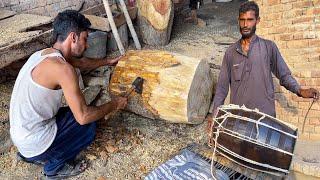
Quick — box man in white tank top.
[10,10,127,179]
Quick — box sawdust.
[0,1,285,179]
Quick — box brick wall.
[0,0,102,17]
[254,0,320,140]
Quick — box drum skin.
[212,105,297,174]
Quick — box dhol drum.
[209,104,298,176]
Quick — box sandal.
[43,160,88,180]
[16,152,46,166]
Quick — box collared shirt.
[211,35,300,117]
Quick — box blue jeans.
[24,107,96,175]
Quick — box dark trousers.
[190,0,202,10]
[24,107,96,175]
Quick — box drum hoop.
[215,112,297,139]
[216,149,287,176]
[219,104,298,130]
[217,144,290,174]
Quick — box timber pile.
[82,5,137,32]
[0,13,52,69]
[109,50,215,124]
[137,0,174,46]
[0,5,138,70]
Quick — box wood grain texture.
[110,50,214,124]
[137,0,174,45]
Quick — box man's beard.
[72,47,85,58]
[240,25,256,39]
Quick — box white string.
[208,105,296,177]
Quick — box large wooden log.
[137,0,174,46]
[110,50,214,124]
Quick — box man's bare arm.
[57,63,127,125]
[69,56,122,71]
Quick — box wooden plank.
[0,30,52,69]
[84,7,137,32]
[0,14,52,48]
[81,3,118,15]
[85,14,111,32]
[0,10,16,21]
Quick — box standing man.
[10,10,127,179]
[184,0,206,27]
[207,2,318,127]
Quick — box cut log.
[137,0,174,46]
[110,50,214,124]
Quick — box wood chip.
[139,164,147,173]
[96,176,108,180]
[86,154,97,161]
[99,151,108,159]
[105,144,118,153]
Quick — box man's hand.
[299,88,319,100]
[206,109,218,135]
[106,56,123,66]
[206,113,214,135]
[111,96,128,110]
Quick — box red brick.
[300,70,311,77]
[283,9,303,18]
[288,24,311,33]
[292,17,314,24]
[281,0,297,3]
[279,34,293,41]
[309,40,320,48]
[268,0,280,5]
[303,32,316,39]
[287,39,309,48]
[306,8,320,16]
[312,78,320,86]
[259,21,273,28]
[309,118,320,125]
[289,117,299,123]
[293,32,304,40]
[269,12,282,20]
[308,55,320,62]
[311,70,320,78]
[293,1,314,8]
[314,0,320,6]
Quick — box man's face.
[71,31,88,58]
[238,10,260,39]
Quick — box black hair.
[239,1,259,19]
[52,10,91,43]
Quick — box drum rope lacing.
[208,105,297,178]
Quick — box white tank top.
[10,50,64,158]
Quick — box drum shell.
[212,105,297,174]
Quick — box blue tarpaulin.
[145,149,214,180]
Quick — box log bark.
[137,0,174,46]
[110,50,214,124]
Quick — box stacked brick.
[255,0,320,140]
[0,0,102,17]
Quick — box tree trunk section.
[110,50,214,124]
[137,0,174,46]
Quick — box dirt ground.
[0,1,257,179]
